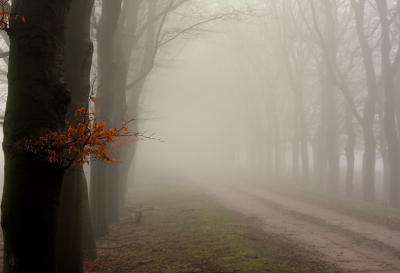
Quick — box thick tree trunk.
[57,0,96,271]
[106,0,143,214]
[120,0,158,201]
[82,180,97,260]
[107,5,130,221]
[90,0,123,238]
[2,1,72,272]
[57,169,84,272]
[105,0,131,224]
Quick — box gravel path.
[194,173,400,273]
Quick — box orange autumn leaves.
[0,0,10,30]
[20,95,136,169]
[0,0,26,30]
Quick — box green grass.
[84,176,305,273]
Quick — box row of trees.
[0,0,247,272]
[212,0,400,208]
[3,0,399,271]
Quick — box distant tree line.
[215,0,400,209]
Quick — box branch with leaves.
[16,94,139,170]
[0,0,10,31]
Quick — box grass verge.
[84,174,305,273]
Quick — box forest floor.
[83,172,336,273]
[1,170,397,272]
[193,171,400,273]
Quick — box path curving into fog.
[193,173,400,273]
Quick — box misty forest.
[1,0,400,272]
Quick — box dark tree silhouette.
[1,1,72,271]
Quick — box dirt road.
[193,173,400,273]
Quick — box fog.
[1,1,400,271]
[0,0,394,204]
[131,25,387,201]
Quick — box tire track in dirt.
[194,174,400,272]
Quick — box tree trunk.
[121,0,158,199]
[57,0,96,271]
[90,0,123,237]
[270,89,281,180]
[314,74,327,191]
[376,0,400,208]
[345,103,356,197]
[82,179,97,260]
[57,169,84,272]
[107,0,134,220]
[292,110,300,184]
[281,121,287,175]
[378,93,389,201]
[350,0,378,203]
[323,0,340,194]
[2,1,72,271]
[116,1,143,208]
[266,116,274,180]
[298,96,309,186]
[325,87,340,194]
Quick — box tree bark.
[345,103,356,197]
[315,66,327,191]
[266,116,274,179]
[292,111,300,184]
[57,0,96,271]
[270,89,281,180]
[350,0,378,203]
[298,95,309,186]
[108,0,142,218]
[122,0,158,200]
[376,0,400,208]
[2,1,72,271]
[378,92,389,200]
[90,0,123,237]
[324,0,340,194]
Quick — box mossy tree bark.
[1,1,72,272]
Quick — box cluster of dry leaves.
[20,95,137,169]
